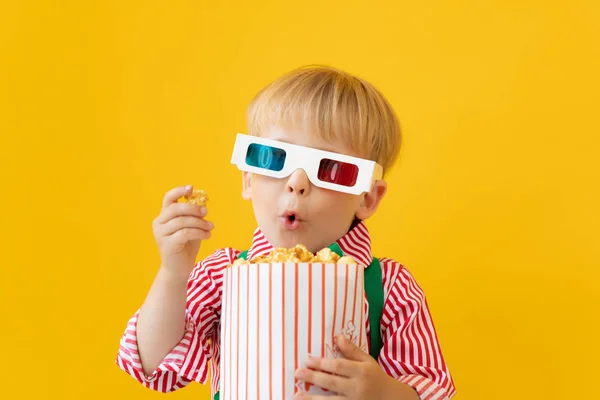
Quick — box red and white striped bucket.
[219,262,367,400]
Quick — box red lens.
[317,159,359,187]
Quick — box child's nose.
[286,169,311,196]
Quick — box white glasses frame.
[230,133,383,195]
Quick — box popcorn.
[313,247,340,263]
[179,189,208,206]
[337,256,357,264]
[236,244,357,264]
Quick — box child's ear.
[241,171,252,200]
[355,180,387,220]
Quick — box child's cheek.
[322,189,362,208]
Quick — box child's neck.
[349,217,362,232]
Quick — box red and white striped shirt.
[116,222,456,399]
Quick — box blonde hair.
[247,65,401,173]
[246,65,402,175]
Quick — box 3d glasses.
[231,133,383,195]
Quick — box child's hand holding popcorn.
[136,185,213,376]
[152,185,212,275]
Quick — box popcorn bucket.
[219,262,367,400]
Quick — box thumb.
[337,335,370,362]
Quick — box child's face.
[242,125,386,253]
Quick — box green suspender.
[326,243,383,360]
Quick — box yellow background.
[1,1,598,399]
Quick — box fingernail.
[185,185,192,190]
[199,207,207,216]
[207,222,214,230]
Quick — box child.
[116,65,456,399]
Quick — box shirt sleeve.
[115,248,239,392]
[377,259,457,400]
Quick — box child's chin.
[274,232,309,249]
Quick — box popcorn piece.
[249,255,269,264]
[232,258,248,266]
[179,189,208,206]
[313,248,341,263]
[337,256,358,264]
[289,244,314,262]
[188,189,209,206]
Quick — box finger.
[295,368,349,395]
[161,216,214,236]
[156,203,207,224]
[337,335,370,362]
[162,185,193,209]
[304,356,359,378]
[172,228,211,242]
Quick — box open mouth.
[281,211,302,229]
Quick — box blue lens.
[245,143,286,171]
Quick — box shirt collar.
[246,220,374,267]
